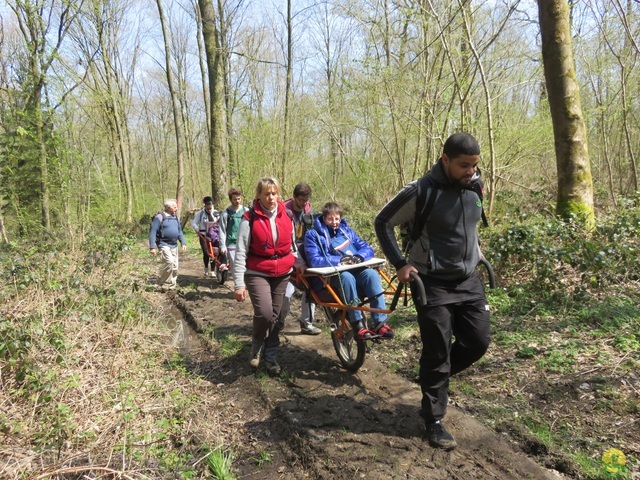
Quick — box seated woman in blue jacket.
[304,202,394,341]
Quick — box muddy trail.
[153,253,565,479]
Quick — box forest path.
[152,253,565,479]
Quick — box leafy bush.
[482,199,640,298]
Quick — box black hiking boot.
[425,421,457,450]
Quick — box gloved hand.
[339,255,355,265]
[352,255,364,264]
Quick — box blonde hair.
[255,177,281,198]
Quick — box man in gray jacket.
[375,133,490,450]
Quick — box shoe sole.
[427,438,457,450]
[301,329,322,335]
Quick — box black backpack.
[403,175,488,252]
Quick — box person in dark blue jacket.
[304,202,393,341]
[149,199,187,291]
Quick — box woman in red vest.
[232,177,296,376]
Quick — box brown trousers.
[245,273,290,362]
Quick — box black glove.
[352,255,364,264]
[339,255,354,265]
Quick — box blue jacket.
[149,212,186,249]
[304,215,374,268]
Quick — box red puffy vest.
[244,200,295,276]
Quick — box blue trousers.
[335,267,387,325]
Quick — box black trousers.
[414,293,490,423]
[198,235,213,269]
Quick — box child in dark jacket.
[304,202,393,341]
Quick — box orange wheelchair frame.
[293,258,425,371]
[197,232,229,285]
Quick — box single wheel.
[216,265,228,285]
[477,257,496,289]
[324,306,366,372]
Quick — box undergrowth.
[0,233,228,479]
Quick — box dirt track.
[155,254,566,479]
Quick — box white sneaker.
[300,322,322,335]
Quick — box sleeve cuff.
[393,259,408,271]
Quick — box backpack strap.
[155,211,173,240]
[410,176,488,243]
[409,176,437,243]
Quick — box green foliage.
[251,450,273,466]
[206,446,236,480]
[215,333,245,358]
[483,199,640,298]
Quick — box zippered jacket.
[219,205,248,248]
[304,215,374,268]
[232,200,296,289]
[375,158,483,281]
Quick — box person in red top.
[232,177,297,376]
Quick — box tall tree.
[7,0,82,230]
[280,0,293,186]
[77,0,136,223]
[156,0,185,212]
[198,0,227,207]
[538,0,595,228]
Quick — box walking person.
[192,196,219,276]
[232,177,297,376]
[218,188,248,274]
[375,132,491,450]
[279,182,321,335]
[149,199,187,291]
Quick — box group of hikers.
[148,132,491,451]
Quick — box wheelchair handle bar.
[389,270,427,311]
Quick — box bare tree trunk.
[195,0,211,141]
[618,55,638,192]
[156,0,186,212]
[217,0,236,188]
[35,87,51,230]
[96,26,134,223]
[198,0,228,207]
[458,0,516,218]
[281,0,292,187]
[0,212,8,243]
[538,0,595,228]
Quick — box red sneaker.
[354,327,375,341]
[375,323,394,339]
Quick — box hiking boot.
[425,421,457,450]
[374,322,394,339]
[265,360,281,376]
[300,322,321,335]
[249,346,262,369]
